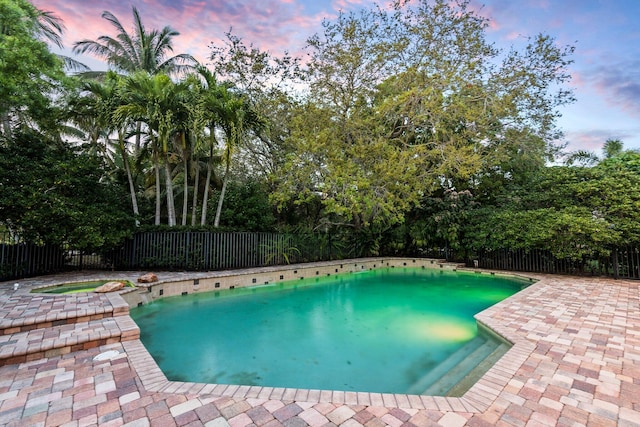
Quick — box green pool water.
[130,268,528,394]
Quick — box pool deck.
[1,266,639,427]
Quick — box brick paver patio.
[1,264,639,426]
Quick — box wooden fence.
[470,247,640,279]
[1,231,639,281]
[0,231,339,281]
[108,232,336,270]
[0,240,67,281]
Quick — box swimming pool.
[130,267,529,394]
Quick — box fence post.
[613,249,619,279]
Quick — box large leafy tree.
[0,0,67,138]
[274,0,575,244]
[463,153,640,260]
[274,7,429,233]
[0,128,135,250]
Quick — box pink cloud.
[569,70,586,90]
[504,31,522,41]
[332,0,367,11]
[29,0,640,153]
[564,130,612,153]
[527,0,550,10]
[31,0,334,70]
[464,0,504,33]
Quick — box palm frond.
[35,9,64,48]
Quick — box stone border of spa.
[1,258,639,426]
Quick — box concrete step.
[0,316,139,366]
[0,292,129,335]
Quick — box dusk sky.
[33,0,640,155]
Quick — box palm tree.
[603,139,623,159]
[73,6,197,225]
[33,7,87,72]
[116,71,190,226]
[565,139,625,166]
[191,67,225,226]
[73,6,197,77]
[565,150,600,167]
[187,66,262,227]
[170,90,198,226]
[213,88,263,228]
[183,74,207,226]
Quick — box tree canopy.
[0,0,68,138]
[272,0,575,237]
[0,128,135,250]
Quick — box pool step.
[446,342,511,397]
[0,316,139,367]
[406,335,509,396]
[423,340,509,396]
[406,336,488,395]
[0,293,129,336]
[0,291,137,367]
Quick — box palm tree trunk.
[135,121,142,151]
[213,161,230,228]
[154,162,161,225]
[119,131,139,222]
[1,111,11,139]
[164,154,177,226]
[153,153,162,225]
[200,149,213,226]
[191,159,200,226]
[181,152,189,226]
[200,140,215,226]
